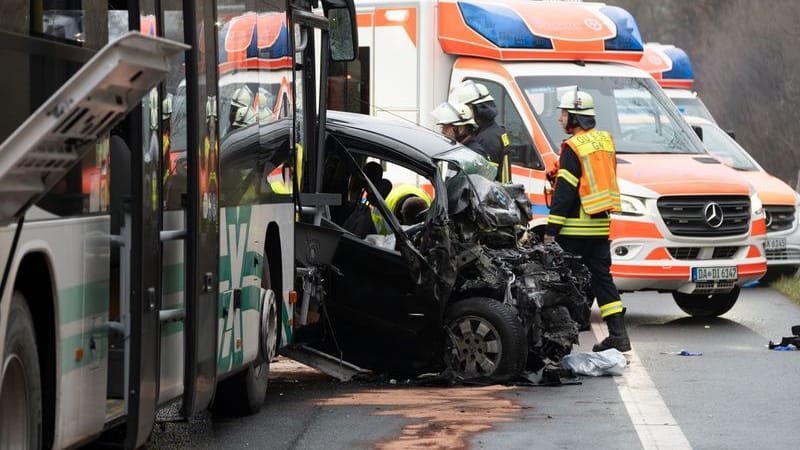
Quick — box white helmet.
[557,89,595,116]
[449,81,494,105]
[431,101,476,126]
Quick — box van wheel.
[1,292,42,449]
[672,286,740,317]
[444,298,526,382]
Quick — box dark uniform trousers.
[557,236,623,318]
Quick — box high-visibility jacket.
[545,128,620,238]
[563,129,621,214]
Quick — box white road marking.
[592,321,692,450]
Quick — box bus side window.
[468,79,544,171]
[37,137,111,217]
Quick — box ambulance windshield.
[518,75,705,154]
[670,96,716,123]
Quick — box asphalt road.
[145,286,800,450]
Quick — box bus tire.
[672,286,740,317]
[1,292,42,449]
[210,260,276,416]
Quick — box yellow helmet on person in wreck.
[558,89,595,116]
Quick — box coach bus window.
[32,0,108,49]
[37,137,111,216]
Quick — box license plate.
[765,237,786,251]
[692,266,737,282]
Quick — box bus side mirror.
[726,129,736,140]
[691,125,703,142]
[324,0,358,62]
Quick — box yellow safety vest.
[562,129,621,214]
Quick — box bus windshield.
[518,75,705,154]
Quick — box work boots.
[592,308,631,352]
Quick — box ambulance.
[638,42,800,281]
[346,0,767,316]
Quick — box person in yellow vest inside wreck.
[543,88,630,353]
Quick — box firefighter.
[431,101,488,159]
[449,81,511,182]
[543,89,630,352]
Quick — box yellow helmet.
[431,101,476,126]
[558,89,595,116]
[449,80,494,105]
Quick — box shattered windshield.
[435,146,498,182]
[518,75,705,154]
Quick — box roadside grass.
[771,276,800,306]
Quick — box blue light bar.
[600,6,643,52]
[663,47,694,80]
[458,1,553,49]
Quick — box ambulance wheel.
[444,298,526,382]
[672,286,740,317]
[0,292,42,449]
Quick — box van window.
[518,75,705,154]
[468,79,543,170]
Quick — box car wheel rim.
[0,355,30,449]
[447,315,503,378]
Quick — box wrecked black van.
[292,111,591,382]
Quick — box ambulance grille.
[657,196,750,237]
[667,246,740,260]
[766,248,800,261]
[764,205,795,232]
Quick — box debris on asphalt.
[661,350,703,356]
[770,345,797,351]
[560,349,627,376]
[767,325,800,350]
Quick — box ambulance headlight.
[619,195,648,216]
[750,191,764,216]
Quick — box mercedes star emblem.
[704,202,724,228]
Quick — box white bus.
[0,0,357,448]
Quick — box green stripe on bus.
[162,321,184,336]
[58,280,110,325]
[282,304,292,344]
[163,263,184,296]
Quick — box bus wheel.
[0,292,42,449]
[211,270,276,416]
[444,298,526,383]
[672,286,740,317]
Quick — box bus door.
[157,0,221,417]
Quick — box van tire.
[0,292,42,449]
[444,298,526,382]
[672,286,740,317]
